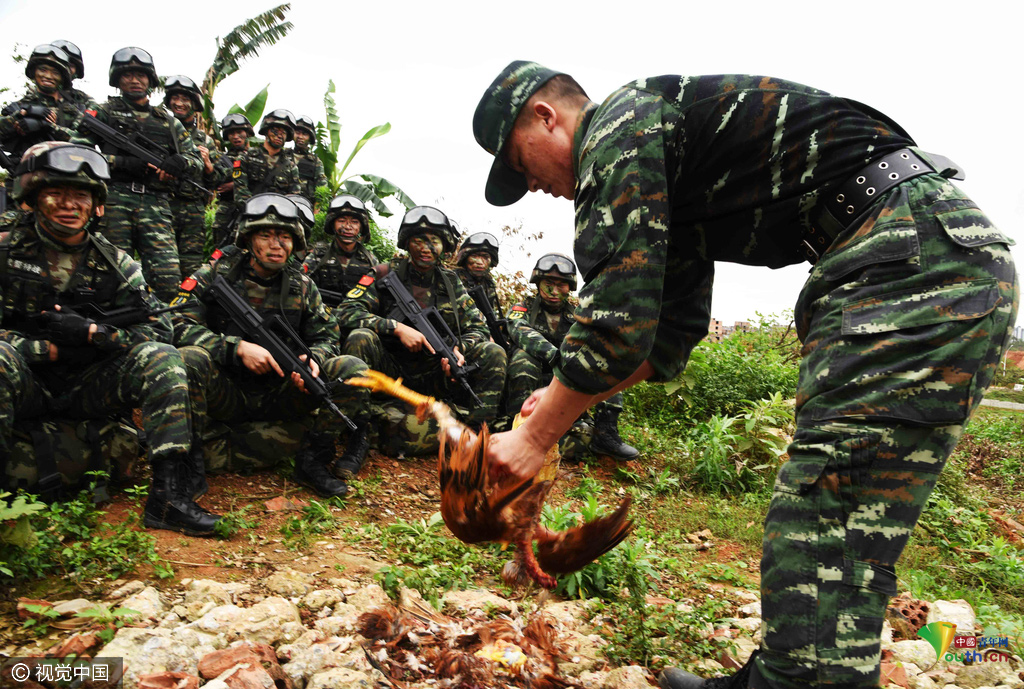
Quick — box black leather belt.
[800,148,965,264]
[110,180,170,198]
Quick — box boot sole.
[143,515,217,537]
[292,475,349,499]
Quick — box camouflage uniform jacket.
[233,144,301,208]
[301,240,379,304]
[178,119,231,200]
[560,74,915,395]
[455,267,503,317]
[0,214,172,366]
[70,96,202,192]
[507,294,574,366]
[334,257,489,349]
[172,251,339,368]
[217,146,248,205]
[292,146,327,205]
[0,86,95,161]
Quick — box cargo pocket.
[935,202,1014,248]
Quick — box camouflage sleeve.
[452,273,489,348]
[206,142,232,186]
[298,278,340,365]
[332,275,398,336]
[286,159,302,195]
[506,302,558,364]
[232,150,253,208]
[315,157,327,194]
[0,271,51,363]
[170,264,242,365]
[68,101,106,147]
[170,117,203,181]
[556,88,709,394]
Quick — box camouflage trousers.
[97,186,181,302]
[505,347,623,458]
[0,341,193,464]
[755,175,1018,689]
[180,346,369,442]
[344,329,507,456]
[169,195,209,280]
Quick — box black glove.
[20,104,52,120]
[158,153,189,178]
[114,155,149,176]
[36,311,95,346]
[17,118,49,135]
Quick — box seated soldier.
[335,205,506,458]
[454,231,508,349]
[172,193,370,497]
[302,195,380,307]
[0,142,218,536]
[505,253,638,461]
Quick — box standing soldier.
[0,142,218,536]
[172,193,369,498]
[164,75,229,278]
[49,40,94,108]
[474,61,1017,689]
[71,47,202,303]
[336,205,506,459]
[0,45,91,176]
[505,253,638,461]
[292,115,327,208]
[453,231,508,347]
[212,113,254,247]
[302,195,380,308]
[233,109,301,208]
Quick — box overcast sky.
[3,0,1021,329]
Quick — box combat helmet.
[50,40,83,79]
[108,46,157,88]
[455,231,500,268]
[163,75,203,111]
[286,194,316,231]
[220,113,255,138]
[397,205,456,253]
[259,109,296,141]
[294,115,316,139]
[236,193,306,251]
[25,44,72,88]
[324,195,371,243]
[13,141,109,206]
[530,253,577,290]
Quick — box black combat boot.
[659,651,760,689]
[293,432,349,497]
[184,438,209,502]
[332,421,372,480]
[144,456,221,536]
[589,407,640,461]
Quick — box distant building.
[706,318,753,342]
[707,318,725,342]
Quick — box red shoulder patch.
[233,159,241,168]
[512,305,528,312]
[302,263,309,273]
[180,277,198,291]
[85,109,97,117]
[358,274,375,287]
[210,249,223,261]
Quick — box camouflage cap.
[473,60,565,207]
[14,141,108,205]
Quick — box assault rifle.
[206,274,357,430]
[317,288,346,308]
[76,110,210,195]
[377,271,483,407]
[467,284,510,350]
[57,300,188,328]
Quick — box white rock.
[345,584,390,611]
[314,603,362,636]
[281,641,350,688]
[306,667,374,689]
[440,589,517,617]
[302,588,344,611]
[905,664,939,689]
[122,587,166,620]
[926,600,977,636]
[225,597,301,646]
[737,601,761,618]
[601,665,651,689]
[538,600,594,630]
[108,581,146,600]
[891,640,945,671]
[558,630,605,676]
[52,598,96,616]
[158,613,182,629]
[954,662,1017,689]
[183,580,250,621]
[734,590,760,603]
[190,604,245,635]
[720,617,761,635]
[201,681,230,689]
[97,627,200,689]
[265,569,316,597]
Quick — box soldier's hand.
[217,182,234,194]
[395,323,435,354]
[441,346,466,378]
[520,386,548,418]
[291,354,320,393]
[38,306,97,345]
[237,340,284,377]
[158,153,189,179]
